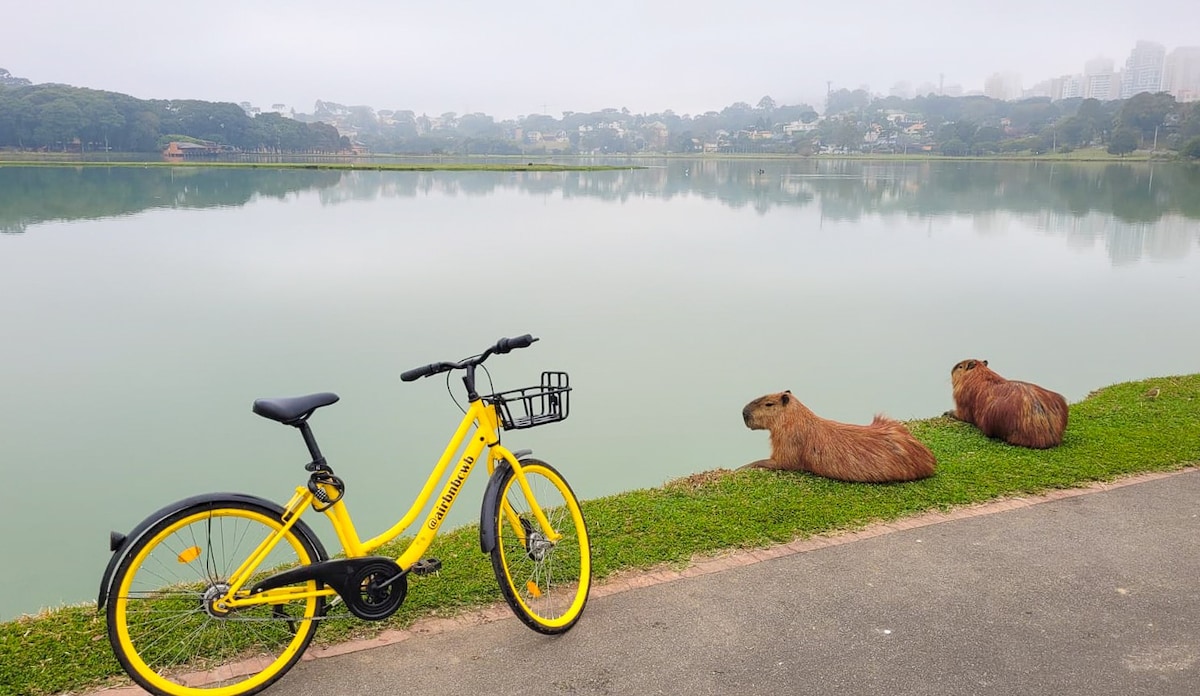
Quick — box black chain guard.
[251,555,407,621]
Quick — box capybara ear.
[781,393,790,405]
[966,360,977,370]
[982,359,988,366]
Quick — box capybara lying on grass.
[741,391,936,483]
[947,359,1068,449]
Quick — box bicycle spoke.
[108,503,323,696]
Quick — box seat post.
[294,420,327,470]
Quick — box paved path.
[96,469,1200,695]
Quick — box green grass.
[0,160,637,172]
[2,373,1197,696]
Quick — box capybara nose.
[742,405,753,426]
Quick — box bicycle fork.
[492,448,562,545]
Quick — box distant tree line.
[294,96,822,156]
[818,88,1200,158]
[3,66,1199,159]
[0,76,349,153]
[318,89,1200,158]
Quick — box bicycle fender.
[97,492,328,610]
[479,461,514,554]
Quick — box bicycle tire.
[106,499,326,696]
[486,458,591,634]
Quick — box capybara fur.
[741,391,936,483]
[947,359,1068,449]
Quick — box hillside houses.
[237,91,1193,157]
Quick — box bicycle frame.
[220,398,560,609]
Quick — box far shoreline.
[0,147,1187,170]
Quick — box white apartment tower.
[1163,46,1200,102]
[984,72,1023,101]
[1060,74,1084,100]
[1120,41,1166,98]
[1083,57,1115,100]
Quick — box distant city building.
[914,81,938,97]
[889,81,913,99]
[1083,57,1116,100]
[1163,46,1200,102]
[1061,74,1084,100]
[1120,40,1166,98]
[1024,77,1064,100]
[984,72,1023,101]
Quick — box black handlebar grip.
[401,363,446,382]
[495,334,538,354]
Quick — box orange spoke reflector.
[526,581,542,598]
[177,546,202,563]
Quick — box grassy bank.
[628,148,1171,162]
[2,373,1197,696]
[0,159,637,172]
[0,147,1183,169]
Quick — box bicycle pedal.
[411,558,442,576]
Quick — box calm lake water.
[2,159,1199,619]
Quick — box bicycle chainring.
[343,559,407,621]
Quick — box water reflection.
[0,166,343,234]
[2,161,1196,219]
[4,161,1198,266]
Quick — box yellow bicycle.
[97,334,590,696]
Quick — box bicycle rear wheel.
[486,458,591,634]
[106,500,326,696]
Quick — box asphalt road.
[265,469,1200,696]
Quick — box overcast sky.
[6,0,1198,119]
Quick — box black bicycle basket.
[486,371,571,430]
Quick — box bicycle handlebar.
[399,361,457,382]
[400,334,539,382]
[494,334,537,354]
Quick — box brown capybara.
[947,359,1068,449]
[741,391,936,483]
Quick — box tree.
[1057,116,1093,147]
[940,138,967,156]
[1181,136,1200,160]
[974,126,1003,143]
[1118,92,1176,143]
[1075,98,1111,142]
[674,130,698,153]
[834,120,862,149]
[0,67,31,87]
[757,96,776,112]
[1108,129,1138,156]
[33,97,84,149]
[127,110,161,151]
[1007,98,1060,134]
[81,97,125,150]
[457,112,501,139]
[0,92,35,147]
[825,89,870,116]
[1178,102,1200,141]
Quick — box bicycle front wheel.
[106,500,326,696]
[487,458,591,634]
